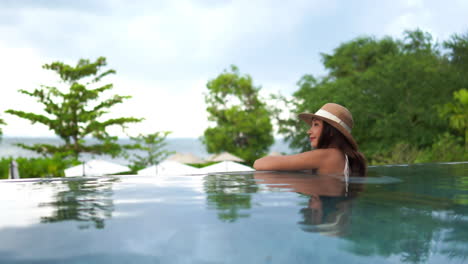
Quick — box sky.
[1,0,467,138]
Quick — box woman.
[254,103,367,177]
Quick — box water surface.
[0,163,467,263]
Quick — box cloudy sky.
[1,0,467,138]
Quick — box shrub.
[0,156,76,179]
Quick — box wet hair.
[316,120,367,176]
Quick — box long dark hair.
[317,121,367,176]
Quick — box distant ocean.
[0,137,294,165]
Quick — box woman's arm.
[253,149,330,171]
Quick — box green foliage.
[5,57,142,159]
[321,36,400,78]
[444,32,468,72]
[273,29,467,164]
[203,65,274,165]
[125,131,173,172]
[0,159,9,179]
[0,117,4,137]
[439,89,468,147]
[0,156,76,179]
[416,133,467,163]
[188,161,219,168]
[371,142,421,165]
[370,135,466,165]
[402,29,436,53]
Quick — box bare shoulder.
[314,148,346,175]
[300,148,341,159]
[317,148,344,160]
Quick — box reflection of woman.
[254,103,367,177]
[254,172,362,236]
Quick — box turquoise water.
[0,162,467,263]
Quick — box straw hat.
[298,103,358,150]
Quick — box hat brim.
[298,113,358,150]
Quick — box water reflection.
[344,163,468,263]
[440,211,468,262]
[254,172,361,237]
[38,178,117,229]
[1,164,466,263]
[203,173,258,222]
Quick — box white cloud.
[404,0,424,9]
[0,42,58,137]
[384,10,434,38]
[1,0,319,138]
[107,76,209,138]
[381,0,468,41]
[1,0,467,139]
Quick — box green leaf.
[5,57,143,159]
[203,65,274,165]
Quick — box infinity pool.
[0,162,467,263]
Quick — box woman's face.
[307,119,323,148]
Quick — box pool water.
[0,162,467,263]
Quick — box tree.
[444,32,468,63]
[321,36,399,79]
[5,57,142,159]
[125,131,173,172]
[441,32,468,149]
[273,30,460,164]
[203,65,274,165]
[439,89,468,149]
